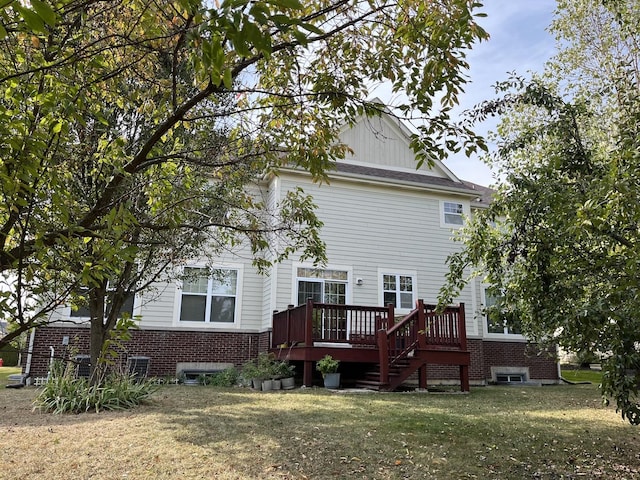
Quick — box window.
[484,288,522,335]
[382,274,415,310]
[70,286,135,319]
[296,267,349,340]
[443,201,464,225]
[179,267,238,323]
[296,268,348,305]
[496,373,525,383]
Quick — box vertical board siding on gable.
[341,117,431,173]
[274,174,474,331]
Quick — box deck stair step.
[356,365,410,391]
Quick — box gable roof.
[332,162,480,197]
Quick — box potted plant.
[316,354,340,389]
[276,361,296,390]
[257,352,275,391]
[241,359,263,390]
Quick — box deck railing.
[272,299,394,348]
[377,300,466,386]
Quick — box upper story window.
[381,273,416,311]
[179,267,238,323]
[443,201,464,226]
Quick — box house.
[24,111,559,388]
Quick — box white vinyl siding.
[273,174,475,335]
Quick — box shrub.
[200,367,240,387]
[316,355,339,375]
[34,360,158,414]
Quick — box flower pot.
[252,378,262,390]
[261,379,273,391]
[272,379,282,390]
[281,376,295,390]
[323,372,340,389]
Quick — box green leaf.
[30,0,58,27]
[222,68,232,89]
[268,0,303,10]
[14,6,46,33]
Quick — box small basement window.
[495,373,525,383]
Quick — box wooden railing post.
[458,303,467,350]
[286,304,294,345]
[387,303,395,328]
[272,310,279,348]
[305,298,314,346]
[417,299,426,349]
[377,328,389,386]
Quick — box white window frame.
[174,264,243,327]
[292,264,352,306]
[378,270,417,314]
[481,286,525,340]
[441,200,466,227]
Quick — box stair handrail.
[377,300,466,387]
[377,299,425,385]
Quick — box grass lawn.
[0,365,21,386]
[561,367,604,384]
[1,382,639,479]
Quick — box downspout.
[24,328,36,384]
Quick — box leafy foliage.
[440,1,640,424]
[200,367,240,387]
[0,0,488,358]
[316,354,339,375]
[34,360,158,414]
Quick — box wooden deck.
[271,299,470,391]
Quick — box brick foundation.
[25,327,271,378]
[23,328,558,384]
[423,339,558,384]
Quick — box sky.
[443,1,558,186]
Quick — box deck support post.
[377,329,389,386]
[303,360,313,387]
[418,364,427,389]
[460,364,470,392]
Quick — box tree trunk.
[89,287,107,386]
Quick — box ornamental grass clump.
[34,360,158,414]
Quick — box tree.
[0,1,488,365]
[440,0,640,424]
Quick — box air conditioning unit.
[127,356,150,378]
[73,355,91,378]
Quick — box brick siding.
[25,327,268,377]
[424,339,557,384]
[24,327,558,383]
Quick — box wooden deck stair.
[355,359,416,391]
